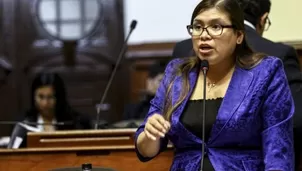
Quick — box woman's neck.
[206,60,235,84]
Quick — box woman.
[135,0,294,170]
[7,72,91,148]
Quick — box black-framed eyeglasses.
[187,24,235,37]
[264,17,271,31]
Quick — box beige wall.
[263,0,302,42]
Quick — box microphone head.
[130,20,137,30]
[200,60,209,71]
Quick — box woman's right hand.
[144,114,171,141]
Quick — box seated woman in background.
[7,72,91,148]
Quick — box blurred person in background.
[7,72,91,148]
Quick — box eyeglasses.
[264,17,271,31]
[187,24,235,37]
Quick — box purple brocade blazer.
[135,56,294,171]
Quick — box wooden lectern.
[0,129,173,171]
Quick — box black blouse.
[180,98,223,171]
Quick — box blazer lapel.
[208,66,254,144]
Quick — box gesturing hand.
[144,114,171,141]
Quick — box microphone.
[200,60,209,171]
[94,20,138,129]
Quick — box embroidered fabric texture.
[134,57,294,171]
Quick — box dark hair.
[239,0,271,26]
[148,59,169,78]
[25,72,77,129]
[163,0,265,120]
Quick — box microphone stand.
[200,60,209,171]
[94,20,137,129]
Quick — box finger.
[146,122,165,138]
[149,119,166,134]
[144,128,156,141]
[153,114,170,131]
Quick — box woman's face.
[192,8,243,66]
[34,86,56,116]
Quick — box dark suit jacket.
[172,25,302,170]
